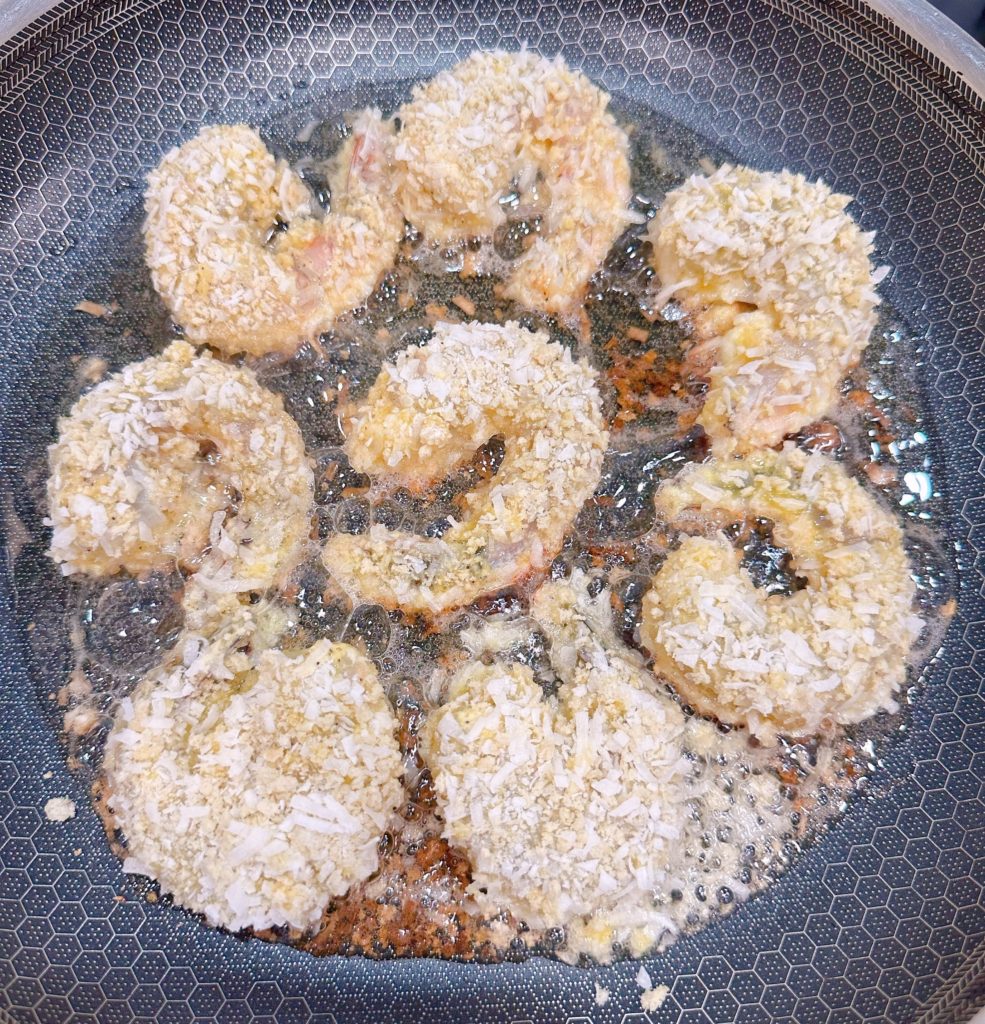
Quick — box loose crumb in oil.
[451,294,477,316]
[64,704,102,736]
[641,985,670,1012]
[44,797,76,822]
[637,965,669,1012]
[74,300,115,317]
[77,356,109,383]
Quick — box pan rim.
[0,0,984,166]
[0,2,982,1021]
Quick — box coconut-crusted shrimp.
[648,165,883,451]
[144,112,401,356]
[393,51,633,318]
[422,572,688,941]
[322,321,608,615]
[104,614,403,933]
[640,446,923,742]
[46,340,313,592]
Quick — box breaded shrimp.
[46,340,313,592]
[322,321,608,615]
[144,113,401,356]
[422,571,688,933]
[640,446,923,741]
[104,631,403,933]
[393,51,633,318]
[648,165,883,451]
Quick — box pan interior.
[0,2,983,1022]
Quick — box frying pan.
[0,1,984,1021]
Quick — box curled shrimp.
[640,446,923,742]
[393,51,633,318]
[144,112,401,356]
[422,571,688,938]
[648,165,882,451]
[46,340,313,593]
[104,607,403,933]
[321,321,608,615]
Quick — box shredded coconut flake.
[44,797,76,823]
[104,635,403,933]
[393,50,631,318]
[641,984,670,1012]
[144,117,400,355]
[324,321,607,614]
[46,341,313,587]
[649,165,882,450]
[423,573,688,938]
[642,446,922,741]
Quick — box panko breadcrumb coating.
[648,165,883,450]
[423,572,688,935]
[322,321,608,615]
[104,633,403,933]
[39,46,932,965]
[144,114,400,356]
[641,446,923,741]
[393,51,633,318]
[46,340,313,591]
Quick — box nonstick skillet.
[0,1,983,1021]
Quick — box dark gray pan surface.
[0,1,983,1021]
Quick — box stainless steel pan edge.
[0,2,983,1022]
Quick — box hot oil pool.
[9,89,957,964]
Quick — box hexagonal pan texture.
[0,2,983,1022]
